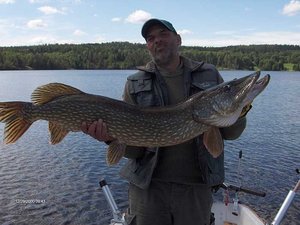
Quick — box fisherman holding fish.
[0,18,266,225]
[82,19,251,225]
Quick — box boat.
[100,164,299,225]
[100,177,299,225]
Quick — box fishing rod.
[221,150,266,216]
[221,182,266,197]
[271,169,300,225]
[237,150,243,187]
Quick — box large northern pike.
[0,71,270,165]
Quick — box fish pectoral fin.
[49,122,69,144]
[106,140,126,166]
[203,127,224,158]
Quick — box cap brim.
[141,19,176,38]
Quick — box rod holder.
[271,179,299,225]
[99,179,127,225]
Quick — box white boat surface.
[211,202,265,225]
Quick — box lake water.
[0,70,299,225]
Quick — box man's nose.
[154,36,162,44]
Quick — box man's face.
[145,24,181,66]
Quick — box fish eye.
[224,84,231,92]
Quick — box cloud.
[29,0,47,3]
[177,29,193,35]
[29,35,56,44]
[29,0,78,4]
[182,31,300,47]
[24,35,78,46]
[0,19,10,36]
[112,17,122,22]
[38,6,64,15]
[73,0,82,3]
[0,0,15,3]
[282,0,300,16]
[0,33,60,46]
[73,29,86,36]
[125,10,151,24]
[0,18,13,28]
[27,19,47,29]
[215,30,237,35]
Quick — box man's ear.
[176,34,182,46]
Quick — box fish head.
[192,71,263,127]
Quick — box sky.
[0,0,300,47]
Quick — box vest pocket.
[136,93,160,107]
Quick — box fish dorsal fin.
[31,83,84,105]
[203,127,224,158]
[49,121,69,144]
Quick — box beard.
[150,43,179,67]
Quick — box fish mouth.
[232,71,261,103]
[243,74,271,105]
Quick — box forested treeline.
[0,42,300,71]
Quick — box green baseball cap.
[141,18,177,39]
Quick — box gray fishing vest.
[119,56,225,189]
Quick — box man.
[82,19,248,225]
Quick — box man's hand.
[81,119,114,142]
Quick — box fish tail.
[0,102,33,144]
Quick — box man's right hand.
[81,119,115,142]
